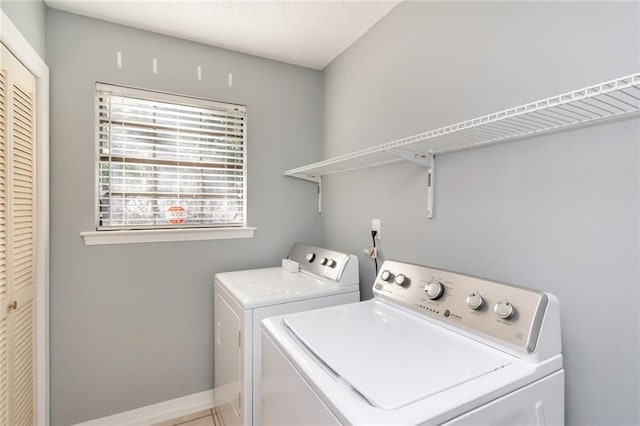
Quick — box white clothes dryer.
[261,260,564,425]
[213,243,360,426]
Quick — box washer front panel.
[372,261,548,353]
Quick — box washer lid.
[283,301,511,410]
[215,268,358,309]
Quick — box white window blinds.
[96,83,246,230]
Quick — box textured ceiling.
[45,0,401,70]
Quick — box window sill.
[80,227,257,246]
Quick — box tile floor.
[153,408,221,426]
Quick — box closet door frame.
[1,11,50,426]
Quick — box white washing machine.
[213,243,360,426]
[262,260,564,425]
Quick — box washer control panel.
[288,243,350,282]
[372,260,548,353]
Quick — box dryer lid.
[283,301,511,410]
[215,267,358,309]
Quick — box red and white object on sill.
[166,205,187,224]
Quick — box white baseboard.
[73,389,215,426]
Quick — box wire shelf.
[285,73,640,181]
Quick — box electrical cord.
[371,230,378,275]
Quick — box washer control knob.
[394,274,408,286]
[425,280,445,300]
[320,257,329,266]
[305,253,316,262]
[494,300,515,320]
[466,293,484,310]
[327,259,337,268]
[380,270,393,282]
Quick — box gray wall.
[46,9,323,425]
[322,2,639,425]
[0,0,46,59]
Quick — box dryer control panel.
[372,260,548,354]
[288,243,352,283]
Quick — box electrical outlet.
[372,218,381,240]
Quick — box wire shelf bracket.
[386,149,435,217]
[286,173,322,212]
[284,72,640,217]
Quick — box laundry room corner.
[2,0,639,424]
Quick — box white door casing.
[0,11,50,426]
[1,40,37,425]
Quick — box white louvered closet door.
[0,42,37,426]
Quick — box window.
[95,83,246,231]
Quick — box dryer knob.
[305,253,316,262]
[466,293,484,310]
[425,280,445,300]
[395,274,408,286]
[380,270,393,282]
[320,257,329,266]
[327,259,337,268]
[495,300,515,320]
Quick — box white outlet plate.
[372,218,381,240]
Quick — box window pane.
[96,84,246,230]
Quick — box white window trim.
[81,226,256,246]
[93,83,249,232]
[86,84,252,243]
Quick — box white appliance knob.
[380,270,393,282]
[494,300,515,320]
[394,274,407,286]
[305,253,316,262]
[425,280,445,300]
[320,257,328,266]
[466,293,484,310]
[327,259,337,268]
